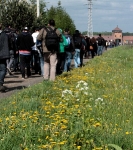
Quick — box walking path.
[0,59,89,99]
[0,73,43,99]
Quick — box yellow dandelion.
[125,131,131,135]
[6,117,9,121]
[77,146,81,150]
[93,122,101,127]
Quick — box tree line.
[0,0,76,33]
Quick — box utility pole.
[87,0,93,37]
[37,0,40,17]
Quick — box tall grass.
[0,45,133,149]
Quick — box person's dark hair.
[75,30,80,36]
[34,27,39,31]
[5,24,11,28]
[64,28,69,32]
[99,33,101,37]
[49,19,55,26]
[4,27,11,33]
[91,37,96,43]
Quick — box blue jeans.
[0,59,7,86]
[73,49,80,68]
[39,55,44,76]
[64,51,72,72]
[6,50,14,72]
[97,46,103,56]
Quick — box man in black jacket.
[16,27,34,79]
[0,24,10,92]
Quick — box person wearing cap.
[16,27,34,79]
[37,19,61,81]
[0,23,10,92]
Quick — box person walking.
[56,28,67,75]
[73,30,82,68]
[89,37,97,58]
[96,34,104,56]
[37,19,61,81]
[4,27,17,75]
[31,27,40,74]
[0,24,10,92]
[80,34,87,67]
[16,27,34,79]
[63,28,75,72]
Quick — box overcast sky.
[46,0,133,33]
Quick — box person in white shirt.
[31,28,40,74]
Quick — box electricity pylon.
[87,0,93,37]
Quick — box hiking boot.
[0,85,7,92]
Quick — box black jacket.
[16,32,34,51]
[0,31,10,59]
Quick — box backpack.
[45,27,59,51]
[73,36,82,49]
[97,37,104,46]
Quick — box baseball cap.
[23,27,28,30]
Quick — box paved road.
[0,59,89,100]
[0,73,43,99]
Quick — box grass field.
[0,45,133,150]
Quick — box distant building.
[94,26,133,45]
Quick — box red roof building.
[94,26,133,45]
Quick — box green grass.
[1,45,133,149]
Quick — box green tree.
[47,1,76,34]
[1,0,35,31]
[28,0,48,29]
[0,0,6,20]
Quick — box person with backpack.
[96,33,104,56]
[73,30,82,68]
[37,19,61,81]
[16,27,34,79]
[0,23,10,92]
[63,28,75,72]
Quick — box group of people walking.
[0,19,106,92]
